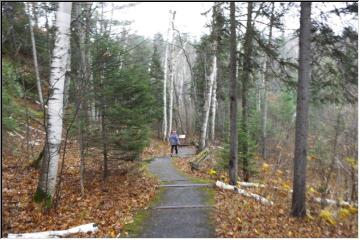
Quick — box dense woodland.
[2,2,358,238]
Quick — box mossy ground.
[121,187,164,237]
[121,160,162,237]
[34,187,52,209]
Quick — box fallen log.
[238,183,353,207]
[313,197,351,207]
[7,223,98,238]
[215,181,273,206]
[238,181,266,188]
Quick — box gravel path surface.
[138,147,214,238]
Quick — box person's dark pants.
[171,145,178,155]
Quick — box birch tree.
[25,2,43,106]
[35,2,72,205]
[199,5,219,150]
[168,15,177,136]
[210,4,223,142]
[291,2,312,217]
[228,2,238,185]
[162,11,176,141]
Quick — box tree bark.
[26,2,44,107]
[240,2,254,182]
[291,2,312,217]
[36,2,72,203]
[199,5,219,150]
[168,47,183,135]
[210,77,217,142]
[228,2,238,186]
[74,2,91,196]
[163,11,176,141]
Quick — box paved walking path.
[138,147,214,238]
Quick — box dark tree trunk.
[228,2,238,186]
[291,2,312,217]
[241,2,254,182]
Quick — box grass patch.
[121,160,162,237]
[200,186,215,206]
[121,187,164,237]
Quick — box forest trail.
[138,146,214,237]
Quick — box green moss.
[122,188,164,237]
[34,187,52,209]
[120,159,162,237]
[201,187,215,206]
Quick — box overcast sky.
[110,2,213,40]
[108,2,357,40]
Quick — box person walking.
[169,130,180,157]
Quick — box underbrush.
[2,138,160,237]
[173,146,358,238]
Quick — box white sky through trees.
[108,2,357,40]
[110,2,213,40]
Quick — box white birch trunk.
[162,11,175,141]
[168,48,183,135]
[216,181,273,205]
[199,54,217,150]
[168,57,175,135]
[210,74,217,141]
[8,223,98,238]
[37,2,72,198]
[26,2,44,106]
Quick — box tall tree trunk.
[74,2,91,196]
[35,2,72,204]
[210,75,217,142]
[163,11,175,141]
[168,47,183,135]
[228,2,238,186]
[291,2,312,217]
[199,5,219,150]
[241,2,254,182]
[26,2,44,107]
[168,50,175,135]
[199,53,217,150]
[261,2,275,160]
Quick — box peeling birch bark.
[210,73,217,141]
[36,2,72,198]
[199,54,217,150]
[163,11,175,141]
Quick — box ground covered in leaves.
[174,149,358,238]
[2,134,162,237]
